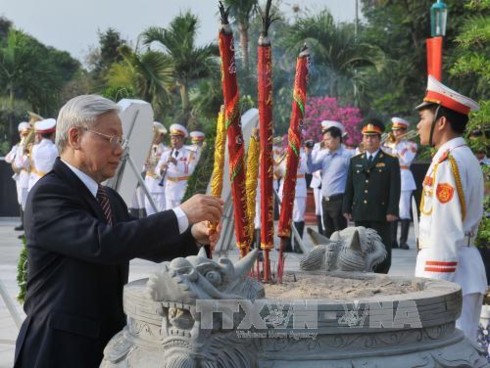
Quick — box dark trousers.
[322,195,347,238]
[354,220,392,274]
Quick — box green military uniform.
[342,120,401,273]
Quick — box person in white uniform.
[187,131,205,164]
[383,117,418,249]
[28,118,58,191]
[155,123,197,209]
[144,122,169,215]
[415,75,487,343]
[5,122,32,230]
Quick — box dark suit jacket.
[342,150,401,222]
[14,158,199,368]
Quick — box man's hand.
[191,221,221,251]
[343,213,352,221]
[168,157,177,165]
[386,214,398,222]
[180,194,224,225]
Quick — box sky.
[0,0,358,64]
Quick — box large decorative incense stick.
[209,106,226,238]
[277,45,310,282]
[258,0,274,281]
[245,128,260,243]
[218,3,250,257]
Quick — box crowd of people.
[3,74,487,366]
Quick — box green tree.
[105,45,175,118]
[140,11,219,122]
[222,0,258,71]
[280,10,384,108]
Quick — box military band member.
[5,122,32,231]
[187,131,205,164]
[415,75,486,343]
[155,123,197,209]
[383,117,418,250]
[28,119,58,191]
[144,122,169,215]
[343,119,401,274]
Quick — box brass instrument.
[381,129,419,149]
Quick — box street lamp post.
[430,0,448,37]
[426,0,448,81]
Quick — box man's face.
[170,135,184,149]
[362,134,381,153]
[77,112,124,183]
[392,128,406,139]
[417,108,436,146]
[323,132,340,151]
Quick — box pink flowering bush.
[301,96,363,146]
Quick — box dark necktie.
[367,155,373,164]
[96,185,113,225]
[174,150,179,158]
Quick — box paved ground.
[0,218,417,367]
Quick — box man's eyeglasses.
[84,128,128,148]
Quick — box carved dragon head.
[300,226,386,272]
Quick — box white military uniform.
[28,138,58,190]
[277,150,308,222]
[156,146,197,209]
[144,143,169,215]
[309,142,328,216]
[5,130,31,210]
[416,137,486,341]
[388,139,417,219]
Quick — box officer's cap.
[34,118,56,134]
[361,119,384,136]
[415,75,479,115]
[169,123,188,138]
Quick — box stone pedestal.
[101,271,489,367]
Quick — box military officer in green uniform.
[342,119,401,273]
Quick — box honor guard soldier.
[28,118,58,191]
[272,136,285,193]
[383,117,418,249]
[144,122,169,215]
[5,122,32,230]
[343,119,401,274]
[415,75,486,343]
[155,123,197,209]
[187,131,205,164]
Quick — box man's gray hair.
[56,95,121,152]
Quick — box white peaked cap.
[169,123,188,138]
[18,122,31,132]
[415,75,480,115]
[321,120,346,135]
[190,131,205,141]
[34,118,56,133]
[391,117,410,129]
[153,122,167,134]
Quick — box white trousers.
[145,193,166,215]
[456,292,483,343]
[399,190,413,220]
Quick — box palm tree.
[140,11,219,122]
[280,10,384,105]
[105,45,175,118]
[222,0,258,71]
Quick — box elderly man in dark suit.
[14,95,223,368]
[342,119,401,274]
